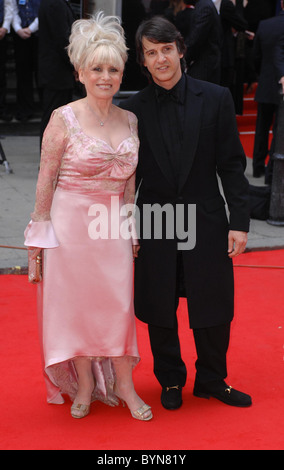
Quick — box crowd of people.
[0,1,282,123]
[0,1,283,135]
[1,0,283,421]
[0,0,80,148]
[123,0,284,189]
[0,0,41,123]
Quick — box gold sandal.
[131,403,153,421]
[114,385,153,421]
[71,403,90,419]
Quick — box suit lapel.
[178,77,203,193]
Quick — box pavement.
[0,121,284,273]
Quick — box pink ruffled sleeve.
[24,220,60,248]
[24,109,68,248]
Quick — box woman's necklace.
[86,101,112,127]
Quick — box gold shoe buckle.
[166,385,180,392]
[225,385,232,394]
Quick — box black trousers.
[148,321,230,388]
[0,34,8,112]
[13,33,39,118]
[253,102,277,175]
[147,252,231,388]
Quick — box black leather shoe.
[161,385,182,410]
[193,380,252,408]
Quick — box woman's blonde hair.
[67,11,128,71]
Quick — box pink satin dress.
[25,105,140,405]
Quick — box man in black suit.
[0,0,13,121]
[184,0,222,84]
[219,0,249,103]
[274,27,284,92]
[13,0,41,122]
[252,2,284,178]
[38,0,75,144]
[121,16,252,410]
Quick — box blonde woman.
[24,13,152,421]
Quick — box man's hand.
[0,27,8,40]
[228,230,247,258]
[280,76,284,95]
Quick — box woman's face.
[79,61,124,100]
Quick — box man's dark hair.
[135,16,187,79]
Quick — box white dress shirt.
[12,0,39,33]
[2,0,16,31]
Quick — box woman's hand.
[29,247,42,259]
[17,27,31,39]
[132,244,140,259]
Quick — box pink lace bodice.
[32,105,139,222]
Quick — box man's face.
[142,37,183,90]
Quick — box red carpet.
[0,249,283,450]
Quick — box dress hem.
[43,355,140,405]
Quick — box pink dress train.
[25,105,140,405]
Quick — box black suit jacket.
[274,31,284,80]
[220,0,248,69]
[185,0,223,84]
[121,76,250,329]
[38,0,75,90]
[253,10,284,104]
